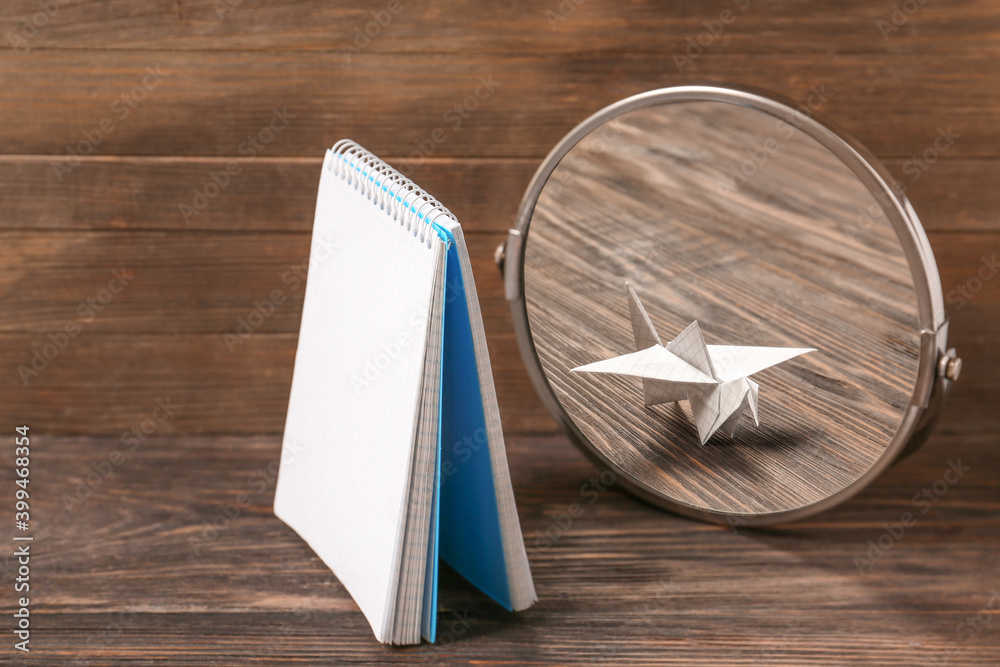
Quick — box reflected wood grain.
[525,101,921,516]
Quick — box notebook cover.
[435,225,513,611]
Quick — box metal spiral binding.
[328,139,457,249]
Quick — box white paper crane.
[572,284,815,445]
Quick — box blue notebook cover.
[434,226,512,619]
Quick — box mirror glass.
[523,100,921,519]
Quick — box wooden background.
[0,1,997,664]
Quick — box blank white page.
[274,149,446,643]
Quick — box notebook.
[273,140,537,645]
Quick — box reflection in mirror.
[523,100,920,518]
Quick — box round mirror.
[500,85,958,526]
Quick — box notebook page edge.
[437,219,538,610]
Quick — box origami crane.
[572,284,815,445]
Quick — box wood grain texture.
[1,51,999,158]
[0,231,996,438]
[2,155,998,233]
[0,1,998,662]
[0,231,502,333]
[524,101,922,517]
[1,432,997,665]
[3,0,1000,53]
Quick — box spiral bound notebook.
[273,140,537,645]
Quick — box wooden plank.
[0,230,319,334]
[0,320,994,438]
[2,0,999,53]
[1,51,998,158]
[0,155,996,233]
[0,230,513,333]
[0,229,994,336]
[0,331,555,436]
[0,432,996,664]
[0,230,994,436]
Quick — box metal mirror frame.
[497,84,960,526]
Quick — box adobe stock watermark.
[929,588,1000,666]
[189,440,304,556]
[349,308,427,391]
[438,426,491,484]
[877,0,929,41]
[902,126,960,182]
[396,76,501,176]
[715,83,833,197]
[545,0,586,30]
[589,578,678,663]
[853,458,970,575]
[18,268,136,385]
[180,107,295,225]
[753,619,806,663]
[0,525,51,590]
[542,123,624,201]
[528,469,617,556]
[60,398,179,513]
[223,233,339,352]
[51,67,170,182]
[348,247,479,389]
[213,0,246,20]
[435,609,478,646]
[955,589,1000,643]
[229,609,317,662]
[738,285,809,342]
[72,606,140,664]
[844,126,958,241]
[6,0,70,52]
[946,254,998,312]
[340,0,405,62]
[673,0,751,73]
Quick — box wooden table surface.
[1,432,996,665]
[1,0,998,664]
